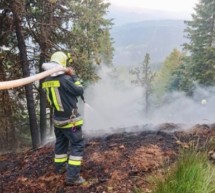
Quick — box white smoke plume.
[81,66,215,136]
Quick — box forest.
[0,0,114,150]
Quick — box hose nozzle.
[81,95,85,103]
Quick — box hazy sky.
[107,0,199,13]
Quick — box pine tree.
[10,1,40,148]
[130,53,155,115]
[184,0,215,86]
[68,0,114,82]
[24,0,114,142]
[0,0,114,149]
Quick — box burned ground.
[1,123,215,193]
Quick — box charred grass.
[1,123,215,193]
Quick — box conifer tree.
[130,53,155,115]
[0,0,114,149]
[184,0,215,86]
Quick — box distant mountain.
[107,5,191,26]
[110,20,188,66]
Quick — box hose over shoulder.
[0,66,66,90]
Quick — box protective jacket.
[42,61,85,182]
[42,67,84,128]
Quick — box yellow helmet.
[50,51,68,67]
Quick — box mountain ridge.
[111,19,187,66]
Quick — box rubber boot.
[65,165,85,185]
[65,176,86,186]
[54,162,66,174]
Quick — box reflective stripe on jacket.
[42,74,84,128]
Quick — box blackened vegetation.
[1,124,215,193]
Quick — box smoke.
[81,66,215,136]
[81,67,144,136]
[149,90,213,124]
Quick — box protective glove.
[65,67,74,76]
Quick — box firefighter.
[42,51,85,185]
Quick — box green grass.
[152,149,215,193]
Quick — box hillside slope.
[1,124,214,193]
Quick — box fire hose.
[0,66,85,102]
[0,66,66,90]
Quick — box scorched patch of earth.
[1,123,215,193]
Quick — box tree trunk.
[11,1,40,149]
[39,50,47,144]
[37,1,55,141]
[145,86,149,116]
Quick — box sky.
[107,0,199,13]
[105,0,200,25]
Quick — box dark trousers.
[54,126,85,179]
